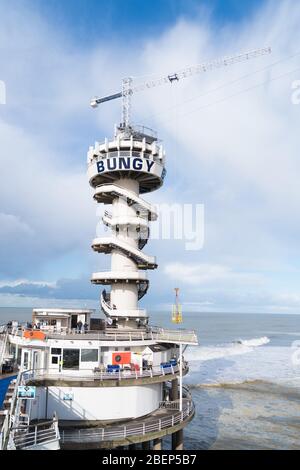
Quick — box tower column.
[153,438,162,450]
[172,430,183,450]
[171,378,178,401]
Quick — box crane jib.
[97,92,123,104]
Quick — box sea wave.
[234,336,270,347]
[185,336,270,362]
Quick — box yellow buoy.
[172,287,182,324]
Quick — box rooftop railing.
[8,325,198,345]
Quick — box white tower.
[87,125,166,329]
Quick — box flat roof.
[33,308,95,314]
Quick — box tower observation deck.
[88,124,166,330]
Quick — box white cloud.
[1,0,300,312]
[164,262,264,286]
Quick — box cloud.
[164,262,264,286]
[1,1,300,313]
[0,277,97,300]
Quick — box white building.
[0,125,198,451]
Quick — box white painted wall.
[30,383,162,421]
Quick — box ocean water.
[1,308,300,449]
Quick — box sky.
[0,0,300,313]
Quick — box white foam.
[184,337,300,387]
[237,336,270,347]
[185,336,270,362]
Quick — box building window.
[81,349,98,363]
[51,348,62,355]
[63,349,80,370]
[50,319,57,326]
[23,352,29,369]
[51,356,58,364]
[17,349,22,366]
[101,347,109,352]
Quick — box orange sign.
[112,352,131,365]
[23,330,46,341]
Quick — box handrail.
[12,415,60,449]
[0,326,8,367]
[60,398,194,444]
[22,362,188,384]
[8,325,198,344]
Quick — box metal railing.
[0,412,9,450]
[12,414,60,449]
[8,325,198,345]
[60,398,194,444]
[0,326,8,367]
[22,362,188,384]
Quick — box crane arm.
[131,47,271,94]
[90,46,271,129]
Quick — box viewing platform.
[23,362,189,387]
[59,394,194,450]
[6,325,198,345]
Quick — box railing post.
[34,425,37,445]
[159,419,161,431]
[124,426,126,438]
[143,423,145,435]
[102,428,104,441]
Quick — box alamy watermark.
[96,201,205,252]
[291,80,300,105]
[0,80,6,105]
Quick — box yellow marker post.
[172,287,182,324]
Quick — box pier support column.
[171,378,178,400]
[142,440,151,450]
[129,444,136,450]
[172,430,184,450]
[153,438,162,450]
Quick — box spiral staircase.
[88,126,166,329]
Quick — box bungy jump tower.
[0,125,198,451]
[0,48,272,451]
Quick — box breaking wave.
[234,336,270,347]
[185,336,270,362]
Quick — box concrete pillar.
[171,378,178,401]
[153,438,162,450]
[172,430,184,450]
[142,440,151,450]
[129,444,136,450]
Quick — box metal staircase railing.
[11,413,60,450]
[0,326,8,369]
